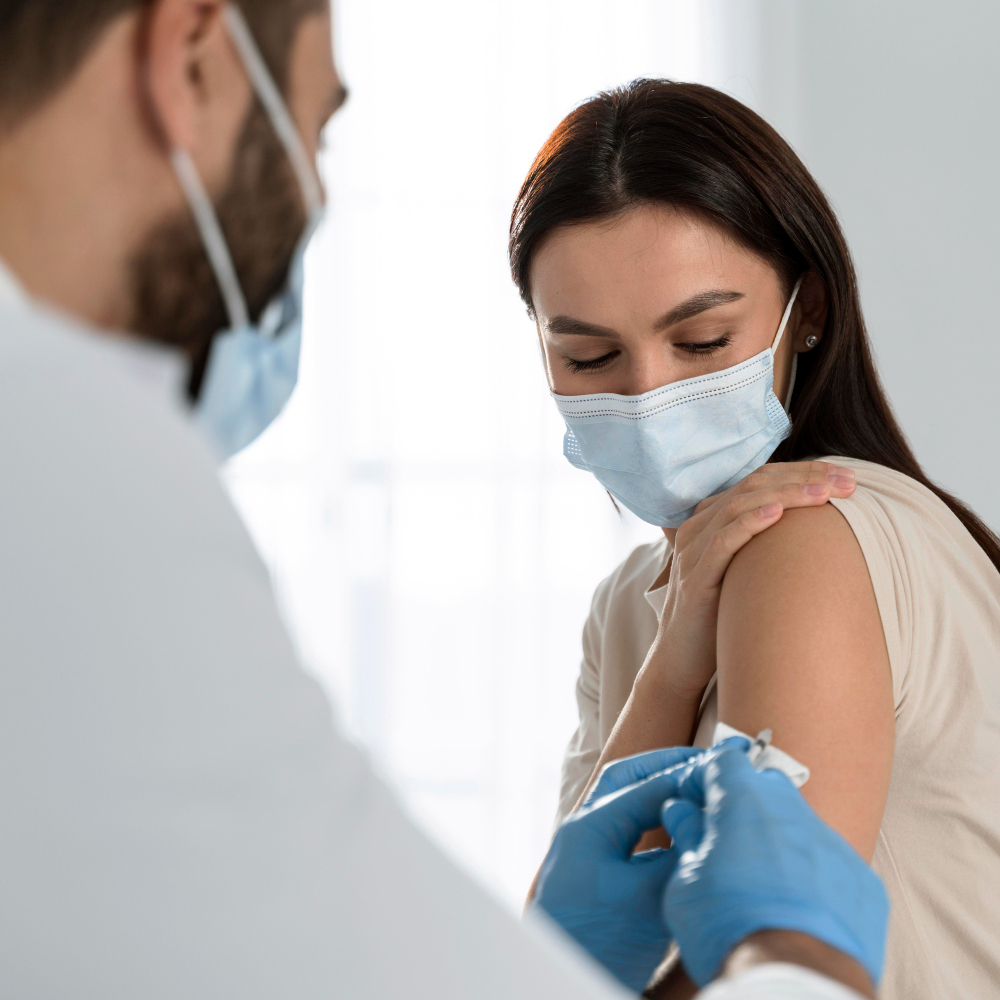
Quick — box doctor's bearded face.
[128,6,343,395]
[129,102,302,390]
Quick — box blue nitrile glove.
[660,745,889,989]
[583,746,702,807]
[533,747,700,994]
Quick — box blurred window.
[225,0,751,907]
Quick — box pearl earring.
[805,335,819,349]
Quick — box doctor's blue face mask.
[170,5,326,460]
[552,277,803,528]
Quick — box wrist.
[721,931,875,999]
[635,659,707,707]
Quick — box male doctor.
[0,1,886,997]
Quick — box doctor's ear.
[143,0,253,173]
[793,272,828,352]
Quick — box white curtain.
[225,0,761,908]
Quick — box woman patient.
[510,80,1000,1000]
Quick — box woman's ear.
[793,271,828,351]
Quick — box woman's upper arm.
[716,504,894,861]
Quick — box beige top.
[555,459,1000,1000]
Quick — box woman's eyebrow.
[654,289,744,329]
[545,316,621,339]
[545,290,744,339]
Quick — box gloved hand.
[533,746,700,994]
[660,745,889,989]
[582,746,702,807]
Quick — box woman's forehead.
[531,206,774,318]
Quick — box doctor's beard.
[127,101,307,399]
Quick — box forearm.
[720,931,875,999]
[525,668,700,906]
[577,665,702,807]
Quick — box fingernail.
[830,476,855,490]
[757,503,782,518]
[828,466,855,483]
[802,484,828,496]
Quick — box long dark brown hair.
[509,79,1000,573]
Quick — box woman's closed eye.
[563,334,734,372]
[676,334,733,357]
[563,350,621,373]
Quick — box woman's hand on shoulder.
[643,462,857,704]
[716,502,894,860]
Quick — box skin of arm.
[621,503,893,999]
[720,931,876,999]
[642,931,874,1000]
[567,465,858,817]
[522,672,701,908]
[525,466,856,907]
[716,504,894,860]
[585,664,703,796]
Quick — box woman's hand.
[643,461,856,703]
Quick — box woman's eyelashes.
[563,350,621,373]
[562,335,734,373]
[676,334,733,357]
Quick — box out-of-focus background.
[225,0,1000,909]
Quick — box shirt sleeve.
[828,484,909,709]
[697,964,868,1000]
[0,310,629,1000]
[554,570,617,827]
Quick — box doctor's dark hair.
[509,79,1000,572]
[0,0,324,133]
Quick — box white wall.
[755,0,1000,529]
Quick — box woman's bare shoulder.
[718,501,877,667]
[723,501,863,590]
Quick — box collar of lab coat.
[0,256,27,308]
[0,254,187,407]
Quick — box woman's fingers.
[757,460,855,486]
[670,462,860,595]
[720,478,852,522]
[690,462,856,520]
[750,460,856,491]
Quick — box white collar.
[0,255,185,404]
[110,336,188,405]
[643,537,673,621]
[0,257,27,308]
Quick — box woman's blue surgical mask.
[170,5,325,460]
[552,277,803,528]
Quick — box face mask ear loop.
[770,275,805,355]
[772,275,804,413]
[170,148,250,330]
[223,5,325,218]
